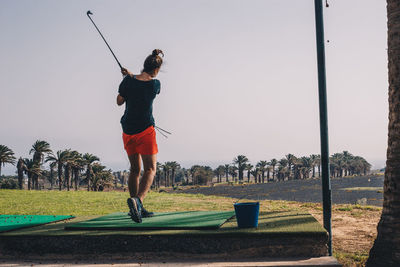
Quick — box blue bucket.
[234,202,260,228]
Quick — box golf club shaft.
[154,126,172,135]
[87,12,123,70]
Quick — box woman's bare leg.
[137,154,157,202]
[128,153,141,198]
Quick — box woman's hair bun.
[152,49,164,57]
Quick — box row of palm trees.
[115,151,370,188]
[1,142,372,189]
[220,152,371,184]
[0,141,113,191]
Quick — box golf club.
[86,11,172,138]
[86,10,123,70]
[155,126,172,138]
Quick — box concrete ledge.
[0,257,341,266]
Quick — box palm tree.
[82,153,100,191]
[90,163,113,191]
[309,154,319,178]
[300,157,312,179]
[315,154,321,178]
[163,163,171,186]
[23,158,41,190]
[229,165,238,182]
[16,157,25,189]
[63,151,73,191]
[68,151,84,191]
[168,161,180,187]
[215,165,225,183]
[224,164,230,182]
[270,159,278,181]
[0,145,16,177]
[245,164,253,183]
[233,155,249,182]
[49,161,56,190]
[250,168,259,183]
[46,150,71,191]
[190,165,202,185]
[256,160,268,183]
[155,162,162,188]
[266,162,271,181]
[331,153,345,177]
[278,158,288,181]
[367,1,400,264]
[29,140,52,189]
[285,154,296,180]
[361,157,372,176]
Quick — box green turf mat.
[0,215,74,233]
[65,211,235,230]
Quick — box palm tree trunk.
[28,174,31,190]
[87,167,91,191]
[65,166,70,191]
[58,165,62,191]
[18,170,23,190]
[171,169,175,187]
[31,174,35,190]
[272,166,275,181]
[34,174,39,190]
[367,1,400,264]
[74,169,78,191]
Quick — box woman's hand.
[121,67,132,76]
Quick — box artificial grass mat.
[65,211,235,230]
[1,211,327,237]
[0,215,74,233]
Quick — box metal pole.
[314,0,332,256]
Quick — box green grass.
[335,204,381,212]
[0,189,300,216]
[340,187,382,191]
[334,251,369,267]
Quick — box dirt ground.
[309,206,381,266]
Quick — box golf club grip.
[87,14,123,70]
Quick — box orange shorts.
[122,126,158,156]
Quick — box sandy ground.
[309,207,381,263]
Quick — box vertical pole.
[314,0,332,256]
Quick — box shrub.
[0,179,18,189]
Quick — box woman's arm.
[117,67,131,106]
[116,94,125,106]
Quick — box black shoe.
[127,197,142,223]
[141,206,154,218]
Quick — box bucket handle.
[234,194,250,204]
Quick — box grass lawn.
[0,189,298,215]
[0,189,381,266]
[340,187,383,191]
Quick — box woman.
[117,49,163,223]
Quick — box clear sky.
[0,0,388,175]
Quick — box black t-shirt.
[118,75,161,135]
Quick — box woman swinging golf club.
[117,49,164,223]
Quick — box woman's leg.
[137,154,157,202]
[128,153,141,198]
